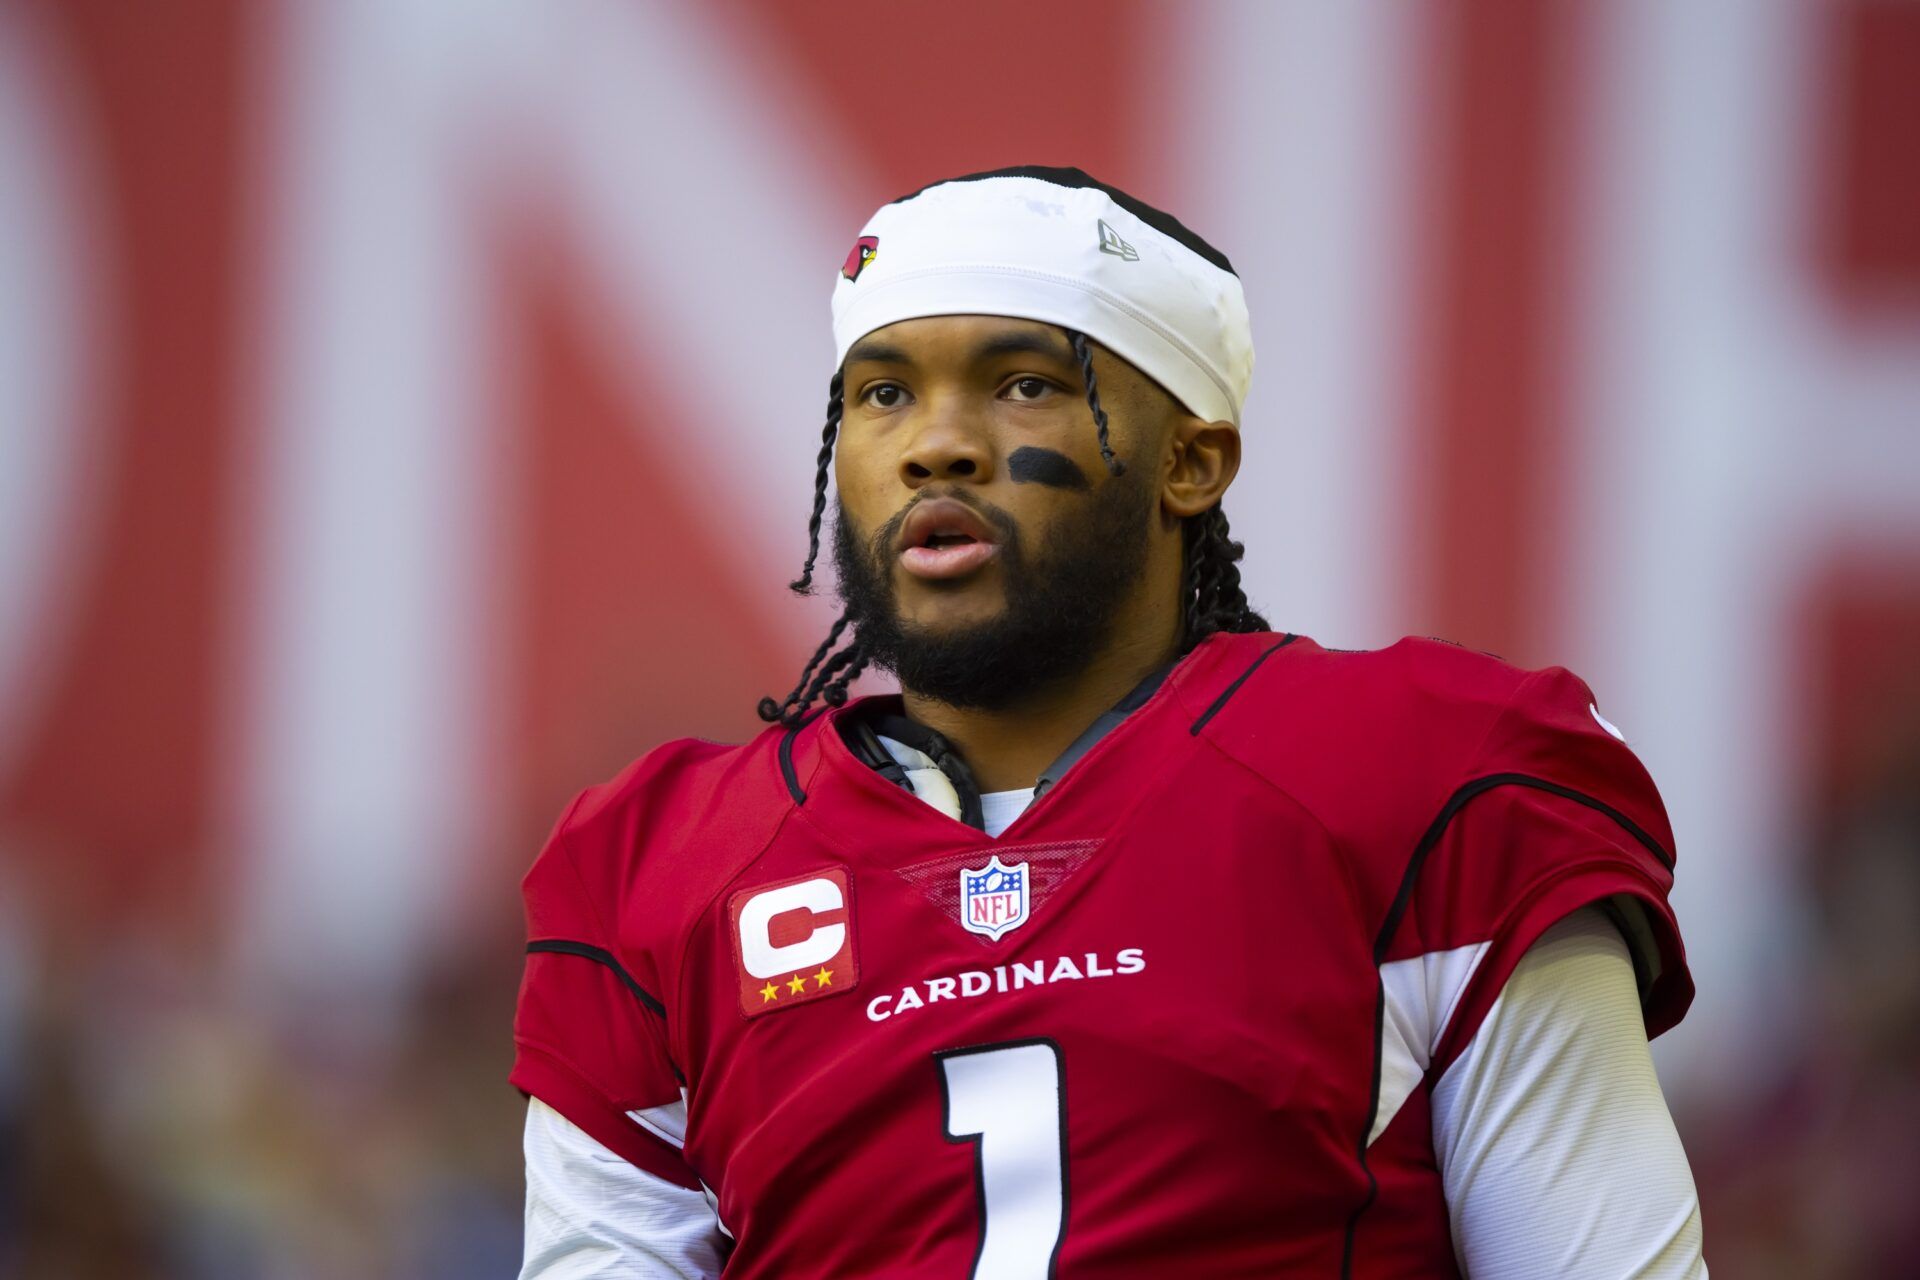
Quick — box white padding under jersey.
[980,786,1038,839]
[521,1098,725,1280]
[1432,907,1706,1278]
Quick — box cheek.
[832,447,894,524]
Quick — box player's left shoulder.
[1362,634,1642,769]
[1188,629,1634,758]
[1366,636,1661,811]
[1179,630,1669,858]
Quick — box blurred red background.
[2,2,1917,1276]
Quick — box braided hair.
[757,330,1266,729]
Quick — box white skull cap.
[831,167,1252,426]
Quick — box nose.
[898,403,993,488]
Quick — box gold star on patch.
[813,967,833,988]
[759,981,780,1003]
[787,974,809,995]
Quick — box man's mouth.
[900,538,998,579]
[896,498,1003,581]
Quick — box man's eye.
[1006,377,1056,402]
[862,383,908,409]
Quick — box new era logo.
[1097,219,1138,261]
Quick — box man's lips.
[900,540,999,579]
[896,497,1002,581]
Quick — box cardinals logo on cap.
[841,235,879,281]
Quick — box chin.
[896,592,1008,635]
[894,569,1004,618]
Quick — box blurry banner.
[0,0,252,926]
[1818,0,1920,309]
[1408,2,1586,664]
[0,0,1210,996]
[0,0,1916,1102]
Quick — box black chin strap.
[843,661,1176,830]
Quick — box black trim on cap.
[1341,770,1678,1271]
[890,165,1236,276]
[1187,634,1297,735]
[526,940,666,1017]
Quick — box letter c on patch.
[738,877,846,979]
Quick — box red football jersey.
[511,631,1693,1278]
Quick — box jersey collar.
[778,631,1252,851]
[838,655,1178,833]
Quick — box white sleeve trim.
[1432,906,1707,1278]
[626,1091,689,1149]
[521,1098,725,1280]
[1371,940,1491,1144]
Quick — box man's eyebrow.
[844,337,912,366]
[970,330,1075,365]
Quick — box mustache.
[871,491,1019,559]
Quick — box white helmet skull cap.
[830,166,1252,426]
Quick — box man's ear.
[1162,418,1240,519]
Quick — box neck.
[900,614,1184,793]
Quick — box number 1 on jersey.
[936,1039,1068,1280]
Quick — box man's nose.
[899,402,994,488]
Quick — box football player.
[513,167,1707,1278]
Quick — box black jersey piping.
[1372,772,1673,965]
[1187,634,1297,735]
[1340,979,1386,1279]
[1341,771,1677,1273]
[526,939,666,1018]
[779,706,830,805]
[888,165,1236,276]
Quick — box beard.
[831,466,1156,711]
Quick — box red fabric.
[1394,664,1693,1074]
[510,630,1692,1276]
[511,797,706,1191]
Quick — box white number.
[936,1040,1067,1280]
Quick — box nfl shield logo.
[959,854,1030,941]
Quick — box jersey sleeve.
[522,1099,725,1279]
[1388,664,1694,1076]
[1431,908,1707,1278]
[511,795,701,1190]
